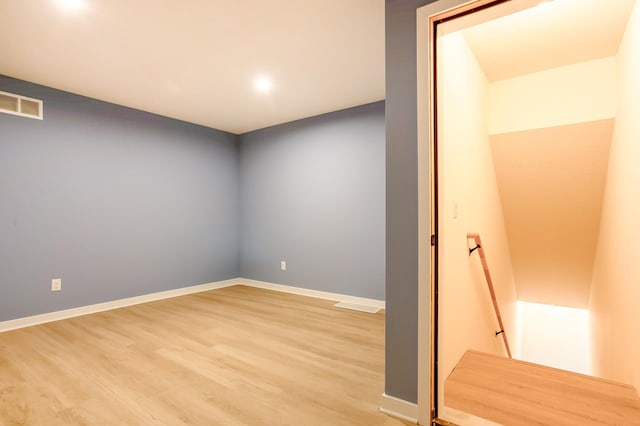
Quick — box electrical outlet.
[280,260,287,271]
[51,278,62,292]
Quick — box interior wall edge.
[384,0,435,405]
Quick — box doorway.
[417,0,640,424]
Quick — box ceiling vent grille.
[0,90,43,120]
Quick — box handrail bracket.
[469,244,481,255]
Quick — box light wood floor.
[0,285,411,425]
[445,350,640,425]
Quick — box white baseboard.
[0,278,385,332]
[0,278,240,332]
[238,278,385,310]
[379,393,419,424]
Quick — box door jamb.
[416,1,508,423]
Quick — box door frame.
[416,0,520,423]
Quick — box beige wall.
[487,56,616,310]
[437,31,519,413]
[589,0,640,393]
[489,57,617,135]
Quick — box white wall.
[437,32,519,413]
[589,0,640,393]
[489,57,617,135]
[518,301,590,375]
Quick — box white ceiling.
[462,0,636,81]
[0,0,385,134]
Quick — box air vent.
[0,90,43,120]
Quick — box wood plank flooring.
[445,350,640,425]
[0,285,410,425]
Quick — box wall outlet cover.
[51,278,62,292]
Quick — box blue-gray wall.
[385,0,436,404]
[0,75,240,321]
[1,76,386,322]
[239,102,385,300]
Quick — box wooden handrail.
[467,233,512,359]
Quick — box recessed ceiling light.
[56,0,86,11]
[254,76,273,93]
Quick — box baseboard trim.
[238,278,385,310]
[0,278,385,333]
[0,278,240,332]
[379,393,419,424]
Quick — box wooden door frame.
[416,0,521,423]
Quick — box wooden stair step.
[445,350,640,425]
